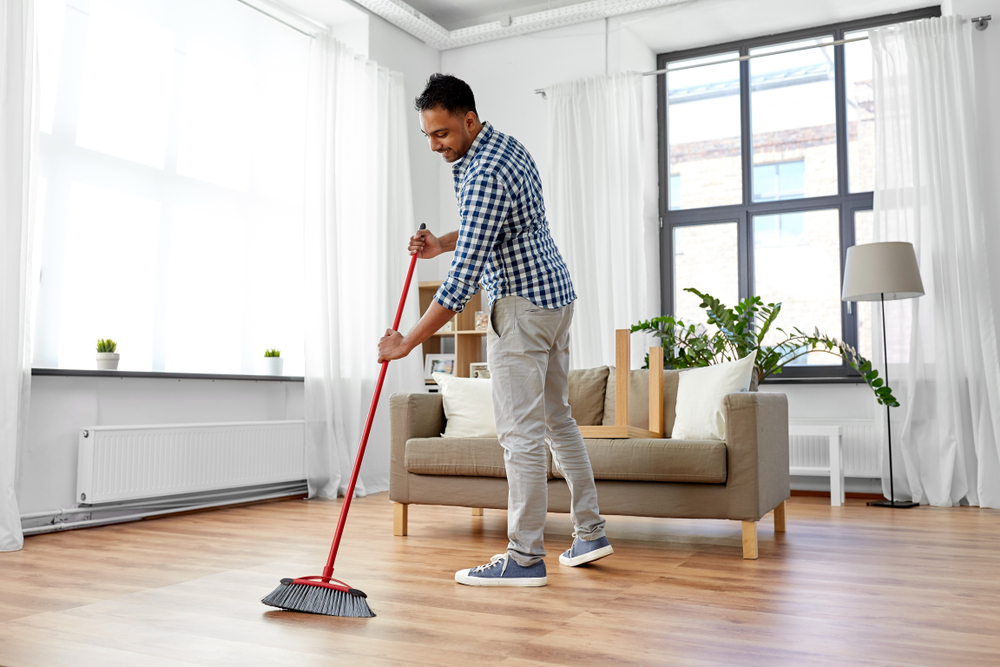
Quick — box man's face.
[420,106,477,163]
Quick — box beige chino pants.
[488,296,606,567]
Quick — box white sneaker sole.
[559,544,614,567]
[454,569,547,587]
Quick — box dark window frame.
[656,6,941,383]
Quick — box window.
[669,174,682,210]
[34,0,310,375]
[657,7,940,379]
[753,161,806,246]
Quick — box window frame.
[656,6,941,383]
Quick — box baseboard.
[791,489,884,500]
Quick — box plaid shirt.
[434,122,576,312]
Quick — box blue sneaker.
[455,553,547,587]
[559,535,613,566]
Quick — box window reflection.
[667,53,742,210]
[753,208,841,365]
[750,38,838,200]
[176,40,254,191]
[845,31,876,193]
[59,182,160,370]
[673,222,739,327]
[76,0,175,168]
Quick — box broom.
[262,224,425,618]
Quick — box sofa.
[389,355,789,559]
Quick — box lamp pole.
[882,293,895,504]
[868,292,917,508]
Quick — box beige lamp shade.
[842,242,924,302]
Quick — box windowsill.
[761,375,865,385]
[31,368,305,382]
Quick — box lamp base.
[867,499,919,508]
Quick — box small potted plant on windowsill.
[261,348,283,376]
[96,338,119,370]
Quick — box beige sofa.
[389,363,789,559]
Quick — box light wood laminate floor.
[1,495,998,666]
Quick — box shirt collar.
[452,121,493,180]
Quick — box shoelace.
[470,553,509,576]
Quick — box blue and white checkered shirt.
[434,122,576,313]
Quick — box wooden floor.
[1,495,998,667]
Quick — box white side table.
[789,425,844,506]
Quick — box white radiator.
[788,420,882,478]
[76,421,306,504]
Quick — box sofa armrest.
[723,392,790,521]
[389,392,444,504]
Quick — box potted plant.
[261,348,283,376]
[631,288,897,407]
[96,339,119,370]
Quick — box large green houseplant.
[631,288,898,407]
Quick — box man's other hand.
[409,229,444,259]
[378,329,409,363]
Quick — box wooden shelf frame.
[418,281,485,378]
[577,329,665,440]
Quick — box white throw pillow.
[671,352,757,441]
[433,372,497,438]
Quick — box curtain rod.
[534,15,991,97]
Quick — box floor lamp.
[842,242,924,508]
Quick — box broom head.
[262,576,375,618]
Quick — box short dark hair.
[415,74,477,118]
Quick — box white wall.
[430,19,608,282]
[366,14,444,283]
[19,376,303,514]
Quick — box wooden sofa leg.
[471,507,483,516]
[773,500,786,533]
[393,502,408,536]
[742,521,758,560]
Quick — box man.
[377,74,612,587]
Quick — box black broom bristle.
[262,578,375,618]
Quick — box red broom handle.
[322,225,423,579]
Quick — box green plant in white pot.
[261,348,283,376]
[631,288,898,407]
[96,338,119,370]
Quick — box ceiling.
[276,0,934,53]
[400,0,589,31]
[617,0,933,54]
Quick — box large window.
[34,0,310,375]
[657,7,939,380]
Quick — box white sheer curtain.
[303,35,422,500]
[870,16,1000,508]
[1,0,36,552]
[547,72,658,369]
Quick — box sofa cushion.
[568,366,609,425]
[602,368,682,436]
[552,438,727,483]
[672,352,756,441]
[405,437,554,478]
[433,372,497,438]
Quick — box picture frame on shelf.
[424,354,456,380]
[437,319,455,333]
[469,362,490,379]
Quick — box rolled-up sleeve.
[434,171,510,312]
